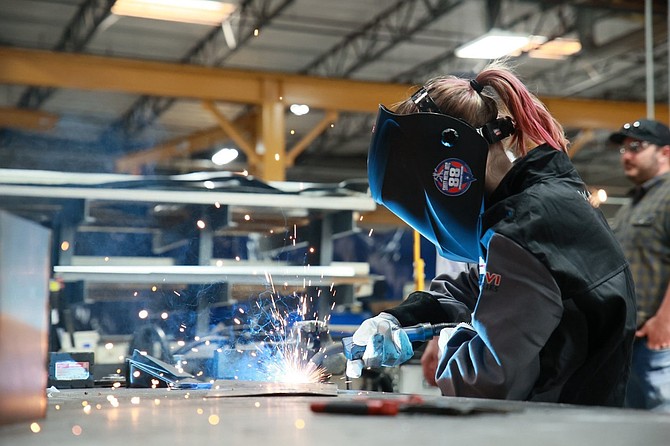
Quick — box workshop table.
[2,387,669,446]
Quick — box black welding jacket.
[386,144,637,407]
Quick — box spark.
[30,422,41,433]
[262,345,327,384]
[217,291,331,384]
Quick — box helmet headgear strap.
[410,85,515,144]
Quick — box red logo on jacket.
[483,271,501,291]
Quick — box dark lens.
[441,128,459,147]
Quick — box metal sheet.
[206,379,338,397]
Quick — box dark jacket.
[387,144,636,406]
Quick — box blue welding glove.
[345,312,413,378]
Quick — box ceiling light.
[112,0,236,26]
[290,104,310,116]
[455,29,532,59]
[212,147,238,165]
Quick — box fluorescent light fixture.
[289,104,310,116]
[112,0,236,26]
[212,147,238,165]
[221,19,237,49]
[455,29,531,59]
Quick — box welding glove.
[436,322,472,359]
[345,313,413,378]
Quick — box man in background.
[609,119,670,411]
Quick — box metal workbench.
[2,387,669,446]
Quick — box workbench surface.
[2,387,669,446]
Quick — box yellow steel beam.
[4,46,670,178]
[201,101,260,167]
[568,129,596,159]
[0,46,407,113]
[0,107,58,131]
[286,110,339,166]
[2,46,667,129]
[116,126,226,174]
[257,80,286,182]
[116,112,256,173]
[541,96,669,130]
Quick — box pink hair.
[395,62,569,156]
[476,62,569,154]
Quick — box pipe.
[645,0,655,119]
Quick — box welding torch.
[341,322,457,361]
[307,322,457,368]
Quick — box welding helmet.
[367,88,514,263]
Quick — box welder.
[346,61,636,406]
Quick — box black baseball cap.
[609,118,670,146]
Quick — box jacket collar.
[486,143,576,206]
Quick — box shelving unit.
[0,168,380,352]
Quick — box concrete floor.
[2,386,670,446]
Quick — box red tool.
[310,395,424,416]
[310,395,515,416]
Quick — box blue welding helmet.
[368,93,513,263]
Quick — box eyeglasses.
[619,140,652,154]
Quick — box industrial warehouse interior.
[1,0,670,445]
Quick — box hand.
[345,313,413,378]
[420,338,439,386]
[636,314,670,350]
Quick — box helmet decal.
[433,158,477,196]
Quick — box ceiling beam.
[115,112,257,174]
[2,46,667,130]
[0,107,58,131]
[0,46,408,114]
[542,96,668,129]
